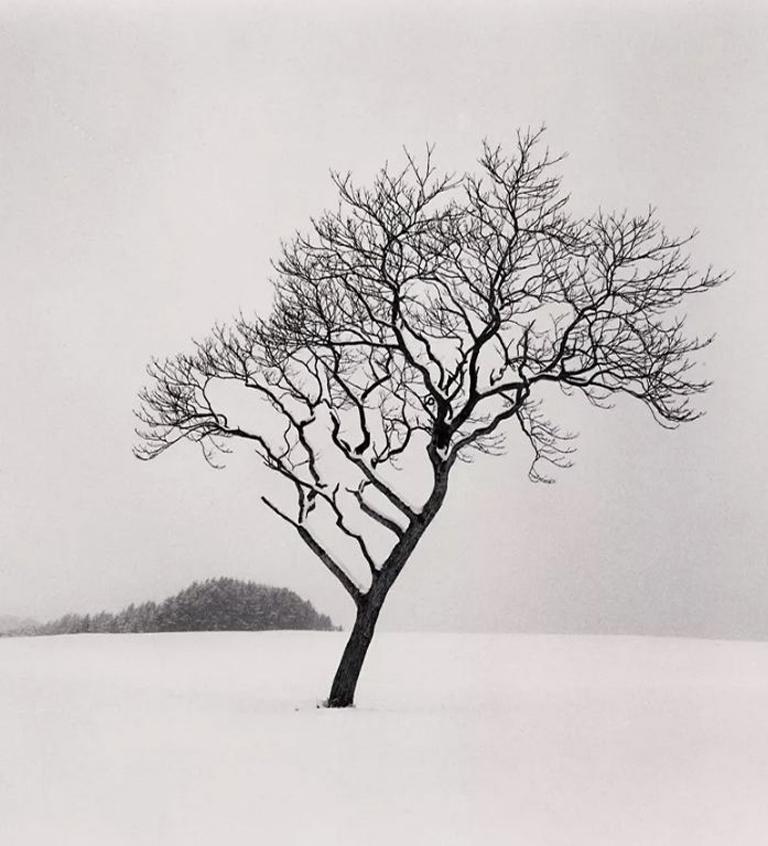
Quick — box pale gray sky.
[2,0,767,635]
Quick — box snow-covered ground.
[2,631,768,845]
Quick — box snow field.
[2,631,768,845]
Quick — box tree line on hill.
[2,578,337,636]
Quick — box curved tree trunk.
[326,593,386,708]
[325,466,451,708]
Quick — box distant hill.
[2,579,336,636]
[0,614,38,635]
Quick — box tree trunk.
[326,592,386,708]
[325,466,451,708]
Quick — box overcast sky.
[2,0,767,635]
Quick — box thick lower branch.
[349,486,406,538]
[261,496,363,601]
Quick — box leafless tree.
[135,128,726,707]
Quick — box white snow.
[3,631,768,845]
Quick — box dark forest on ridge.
[1,578,336,637]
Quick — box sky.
[1,0,767,635]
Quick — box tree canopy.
[135,129,726,705]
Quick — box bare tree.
[135,128,726,707]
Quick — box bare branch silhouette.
[135,129,727,706]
